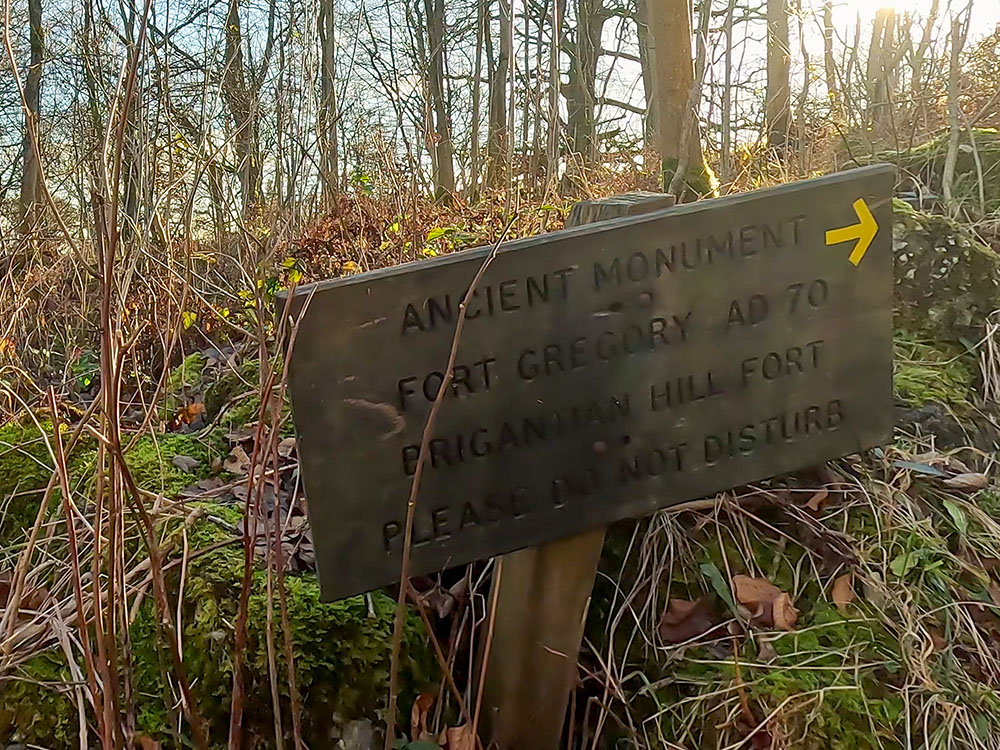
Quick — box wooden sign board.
[285,165,895,601]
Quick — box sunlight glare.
[833,0,941,18]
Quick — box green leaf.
[700,561,736,613]
[890,552,917,578]
[942,499,969,535]
[426,226,452,242]
[181,311,197,329]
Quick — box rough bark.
[424,0,455,199]
[563,0,606,162]
[823,0,839,108]
[636,0,657,146]
[645,0,714,197]
[318,0,340,204]
[221,0,262,217]
[486,0,511,185]
[766,0,791,149]
[19,0,43,235]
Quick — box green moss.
[166,352,207,398]
[129,541,435,748]
[1,499,436,748]
[662,156,720,200]
[893,199,1000,342]
[0,420,99,548]
[0,653,78,747]
[893,334,975,409]
[124,431,224,497]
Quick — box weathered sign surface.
[286,165,895,601]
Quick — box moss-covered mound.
[0,364,436,748]
[867,129,1000,219]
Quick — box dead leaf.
[732,575,798,631]
[443,724,476,750]
[137,736,161,750]
[832,573,855,613]
[277,437,297,458]
[757,638,778,662]
[806,489,830,512]
[410,692,435,741]
[944,473,989,491]
[772,593,799,630]
[171,454,201,473]
[658,597,719,644]
[223,445,252,475]
[169,402,205,430]
[989,581,1000,608]
[928,627,948,652]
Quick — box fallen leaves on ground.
[806,488,830,512]
[658,597,720,644]
[410,693,435,742]
[943,472,989,491]
[223,444,252,475]
[168,401,205,431]
[832,573,855,613]
[732,575,799,631]
[277,436,297,458]
[413,576,468,619]
[443,724,476,750]
[171,454,201,473]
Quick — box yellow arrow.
[825,197,878,267]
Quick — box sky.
[830,0,999,31]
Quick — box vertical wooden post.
[479,191,676,750]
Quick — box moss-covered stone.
[893,199,1000,342]
[884,129,1000,217]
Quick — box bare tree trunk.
[222,0,262,217]
[636,0,657,147]
[19,0,43,236]
[545,0,562,187]
[910,0,940,101]
[766,0,791,149]
[943,10,969,208]
[564,0,605,163]
[823,0,840,110]
[667,0,711,197]
[318,0,340,205]
[469,0,485,199]
[486,0,511,186]
[720,0,736,182]
[866,8,896,129]
[424,0,455,199]
[646,0,713,196]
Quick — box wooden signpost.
[283,165,895,745]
